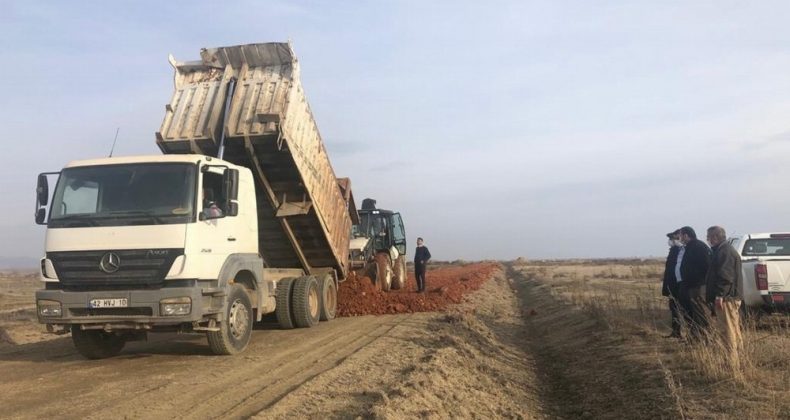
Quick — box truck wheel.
[207,284,253,355]
[292,276,320,328]
[375,252,393,292]
[72,328,126,359]
[392,255,407,290]
[319,274,337,321]
[276,277,297,330]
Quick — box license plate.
[89,298,128,308]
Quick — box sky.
[2,0,790,262]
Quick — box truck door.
[189,167,243,276]
[391,213,406,257]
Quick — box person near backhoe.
[705,225,744,369]
[414,237,432,293]
[676,226,711,340]
[661,229,684,339]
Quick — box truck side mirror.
[36,174,49,206]
[222,169,239,200]
[35,208,47,225]
[222,169,239,216]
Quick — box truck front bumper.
[35,286,210,329]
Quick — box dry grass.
[515,260,790,419]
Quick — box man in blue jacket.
[414,237,432,293]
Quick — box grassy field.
[514,259,790,419]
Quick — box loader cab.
[353,198,406,256]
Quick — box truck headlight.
[160,297,191,316]
[38,300,62,317]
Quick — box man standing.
[662,229,684,338]
[414,237,432,293]
[705,226,743,369]
[677,226,711,340]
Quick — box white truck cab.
[34,154,314,358]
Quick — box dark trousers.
[415,265,426,291]
[679,283,708,339]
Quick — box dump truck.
[349,198,407,291]
[33,42,356,358]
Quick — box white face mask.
[668,238,682,247]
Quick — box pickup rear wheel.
[207,284,253,355]
[319,274,337,321]
[72,328,126,359]
[292,276,320,328]
[276,277,297,329]
[392,255,407,290]
[375,252,393,292]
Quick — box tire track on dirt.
[213,319,409,419]
[92,316,411,420]
[0,315,410,419]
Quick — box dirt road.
[7,260,750,419]
[0,267,543,419]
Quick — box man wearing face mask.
[661,229,684,338]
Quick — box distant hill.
[0,257,38,270]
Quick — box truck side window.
[203,172,225,217]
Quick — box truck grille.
[48,249,183,291]
[70,307,154,317]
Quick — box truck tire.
[392,255,407,290]
[276,277,297,330]
[72,328,126,359]
[207,284,253,355]
[319,274,337,321]
[375,252,393,292]
[292,276,320,328]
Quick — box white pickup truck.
[729,233,790,317]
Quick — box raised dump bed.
[156,42,353,279]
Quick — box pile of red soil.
[337,263,500,316]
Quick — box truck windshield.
[48,163,196,228]
[742,238,790,257]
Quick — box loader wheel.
[72,328,126,359]
[292,276,320,328]
[375,252,393,292]
[319,274,337,321]
[276,277,297,330]
[207,284,253,355]
[392,255,407,290]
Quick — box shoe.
[664,332,682,339]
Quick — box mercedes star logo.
[99,252,121,274]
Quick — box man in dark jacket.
[705,226,743,368]
[662,229,684,338]
[677,226,711,339]
[414,237,432,292]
